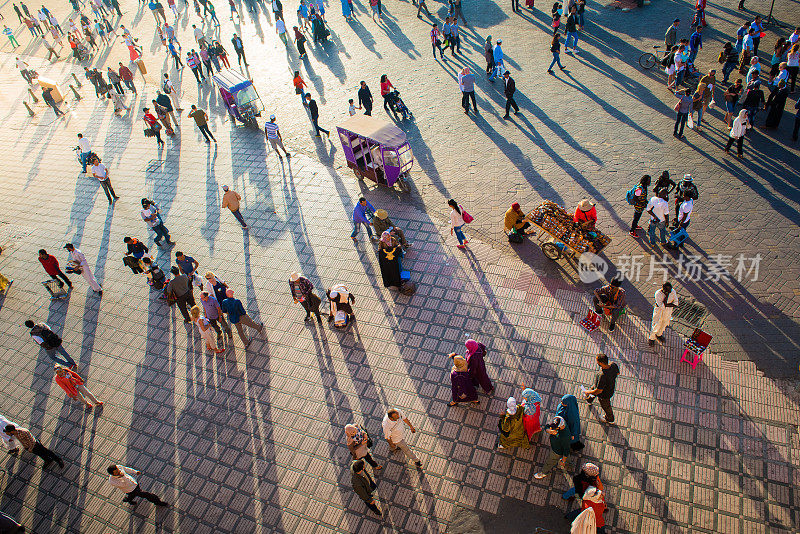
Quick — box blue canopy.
[212,69,252,93]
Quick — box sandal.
[448,402,457,406]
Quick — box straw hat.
[289,272,300,282]
[375,209,388,220]
[578,199,595,212]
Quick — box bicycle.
[638,45,662,69]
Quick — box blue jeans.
[676,69,686,87]
[565,31,578,50]
[80,152,91,173]
[722,61,736,83]
[152,222,171,244]
[688,48,698,64]
[548,52,564,71]
[351,221,373,239]
[648,219,668,244]
[47,346,77,368]
[453,224,465,245]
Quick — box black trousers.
[505,96,519,115]
[631,209,644,232]
[123,484,165,505]
[31,442,62,465]
[300,298,321,319]
[311,117,329,136]
[725,136,744,155]
[198,123,216,141]
[112,82,123,94]
[99,179,117,202]
[360,452,379,468]
[176,290,196,321]
[234,48,247,65]
[363,103,372,116]
[50,268,72,287]
[172,53,183,68]
[190,67,204,83]
[461,91,476,112]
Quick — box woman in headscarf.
[533,415,571,479]
[465,339,494,395]
[764,79,789,129]
[520,387,542,440]
[563,462,603,500]
[345,424,382,470]
[448,354,478,406]
[556,394,581,448]
[566,486,606,533]
[498,397,529,449]
[378,231,402,288]
[725,109,750,158]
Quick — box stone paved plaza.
[0,0,799,532]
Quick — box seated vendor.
[504,203,535,236]
[574,199,597,232]
[592,278,626,332]
[373,209,411,249]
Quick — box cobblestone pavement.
[0,0,799,532]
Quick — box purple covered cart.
[337,115,413,189]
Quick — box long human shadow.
[125,290,177,532]
[201,144,221,254]
[348,17,383,59]
[30,400,89,533]
[308,29,348,85]
[377,7,422,59]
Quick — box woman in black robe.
[764,80,789,129]
[378,231,401,288]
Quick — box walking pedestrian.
[448,198,468,248]
[581,353,619,424]
[64,243,102,294]
[484,35,494,75]
[628,174,650,237]
[741,80,765,125]
[563,461,602,500]
[502,70,519,118]
[293,26,307,58]
[345,424,382,470]
[564,5,579,54]
[41,35,60,60]
[381,408,421,467]
[305,94,329,137]
[54,365,103,408]
[107,465,169,507]
[447,354,479,406]
[13,4,24,23]
[724,108,750,158]
[648,282,678,345]
[221,288,265,346]
[143,108,165,146]
[458,67,477,114]
[556,394,582,449]
[118,63,136,93]
[188,105,216,143]
[0,414,19,453]
[548,33,566,74]
[688,25,702,65]
[91,156,119,204]
[416,0,430,18]
[520,387,542,440]
[39,249,72,290]
[4,425,63,468]
[187,49,205,83]
[350,459,382,516]
[264,114,291,158]
[751,16,764,56]
[191,305,225,353]
[358,80,373,115]
[221,185,247,228]
[106,66,123,94]
[723,79,742,127]
[672,88,693,139]
[25,319,77,368]
[166,267,195,323]
[140,198,174,246]
[231,33,247,65]
[429,23,445,60]
[293,70,308,105]
[533,415,571,478]
[289,271,322,322]
[498,397,529,449]
[42,87,65,117]
[4,24,20,47]
[351,197,376,240]
[464,339,494,394]
[490,38,504,81]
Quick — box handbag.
[460,206,474,224]
[673,101,681,112]
[359,426,373,448]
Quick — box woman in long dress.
[448,355,478,406]
[521,387,542,440]
[465,339,494,395]
[764,80,789,129]
[378,231,402,288]
[191,306,225,354]
[556,394,581,448]
[498,397,529,449]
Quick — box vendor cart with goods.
[527,201,612,261]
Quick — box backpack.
[625,186,637,205]
[150,265,166,290]
[717,50,725,64]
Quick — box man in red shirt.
[38,249,72,289]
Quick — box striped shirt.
[264,122,280,139]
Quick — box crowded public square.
[0,0,798,531]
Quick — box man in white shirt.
[107,464,169,506]
[91,159,119,204]
[649,282,678,345]
[381,408,422,467]
[646,190,670,246]
[789,27,799,45]
[15,57,33,83]
[141,198,174,246]
[77,133,92,173]
[64,243,102,293]
[0,414,20,453]
[192,24,207,47]
[676,193,693,229]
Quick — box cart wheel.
[541,242,561,260]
